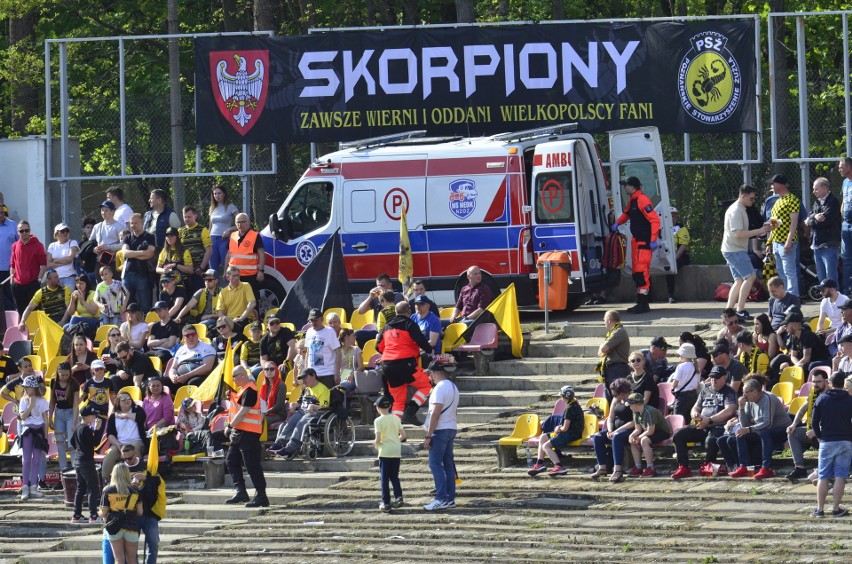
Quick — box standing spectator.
[304,307,342,389]
[165,325,216,394]
[95,265,128,327]
[765,174,801,297]
[10,220,47,316]
[49,362,80,474]
[179,206,212,294]
[666,207,690,303]
[175,269,221,332]
[70,404,102,524]
[18,269,70,327]
[670,343,701,418]
[423,360,459,511]
[225,366,269,508]
[373,396,407,511]
[259,312,296,369]
[815,279,848,340]
[121,214,155,313]
[527,385,584,477]
[225,213,265,306]
[611,176,660,314]
[106,186,134,229]
[156,227,193,288]
[46,223,79,291]
[208,184,239,275]
[143,189,181,253]
[0,204,18,329]
[811,370,852,518]
[92,200,124,265]
[671,365,738,479]
[787,368,830,481]
[839,158,852,294]
[722,185,772,320]
[99,464,142,563]
[724,378,789,480]
[17,375,49,500]
[805,177,841,283]
[216,265,257,332]
[448,266,492,325]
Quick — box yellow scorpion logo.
[691,60,727,108]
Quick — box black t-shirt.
[630,372,659,410]
[788,327,831,363]
[51,378,79,410]
[158,286,186,310]
[260,328,296,365]
[120,351,159,382]
[212,334,243,362]
[238,387,258,407]
[149,320,180,346]
[123,231,156,275]
[71,423,99,462]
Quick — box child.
[95,265,128,326]
[292,339,308,386]
[625,392,672,478]
[99,464,143,564]
[240,321,263,377]
[70,404,103,523]
[18,375,50,500]
[373,396,406,512]
[177,397,204,434]
[80,360,114,435]
[527,385,585,477]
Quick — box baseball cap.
[54,223,70,233]
[817,278,838,290]
[413,294,430,305]
[650,337,670,349]
[250,321,263,330]
[840,300,852,311]
[426,359,446,373]
[374,396,392,409]
[80,404,98,418]
[783,311,805,325]
[710,343,730,357]
[769,174,788,186]
[708,365,728,379]
[165,227,179,237]
[670,207,678,214]
[297,368,317,380]
[838,333,852,345]
[126,303,141,313]
[100,199,116,210]
[181,398,195,409]
[153,301,169,310]
[160,272,176,283]
[204,269,217,279]
[307,308,323,320]
[626,392,644,405]
[91,360,106,370]
[619,176,642,188]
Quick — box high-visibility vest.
[228,381,263,434]
[228,230,259,276]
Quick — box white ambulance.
[259,124,677,310]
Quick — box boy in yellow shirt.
[373,396,406,512]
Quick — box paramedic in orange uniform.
[612,176,660,314]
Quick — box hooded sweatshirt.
[812,388,852,442]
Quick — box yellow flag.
[222,338,235,391]
[190,362,222,402]
[398,206,413,297]
[485,283,524,358]
[147,425,159,475]
[36,311,65,366]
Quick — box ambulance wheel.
[453,270,501,303]
[259,275,285,316]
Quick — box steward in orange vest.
[224,366,268,508]
[226,213,265,305]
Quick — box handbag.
[105,493,133,535]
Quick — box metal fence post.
[543,260,552,335]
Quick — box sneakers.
[37,480,49,491]
[787,467,808,481]
[442,500,456,509]
[527,463,548,477]
[833,507,849,518]
[640,466,657,478]
[626,466,642,478]
[671,465,692,479]
[547,465,569,477]
[812,509,825,518]
[423,499,449,511]
[392,498,404,509]
[71,515,86,524]
[753,467,774,480]
[736,310,753,321]
[716,464,728,477]
[28,487,44,499]
[379,502,391,512]
[20,485,29,500]
[730,466,750,478]
[89,516,103,524]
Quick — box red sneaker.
[730,466,750,478]
[753,467,774,480]
[698,462,713,476]
[671,465,692,479]
[640,466,657,478]
[626,465,642,477]
[716,464,728,477]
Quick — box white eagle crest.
[216,54,265,128]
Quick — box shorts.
[817,440,852,480]
[549,431,580,450]
[106,528,140,543]
[723,251,756,281]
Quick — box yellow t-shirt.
[215,282,256,320]
[373,413,402,458]
[304,382,330,408]
[769,193,800,244]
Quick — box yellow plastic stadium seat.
[96,341,109,357]
[43,356,64,381]
[498,414,541,447]
[149,356,163,373]
[173,386,198,415]
[787,396,808,421]
[94,325,119,345]
[439,307,455,320]
[22,354,42,372]
[119,386,142,402]
[779,366,805,390]
[362,339,378,365]
[349,309,374,331]
[771,382,794,407]
[585,397,609,419]
[288,383,303,402]
[808,317,830,332]
[568,414,598,447]
[145,311,159,323]
[323,307,347,324]
[171,452,204,463]
[193,324,208,341]
[281,322,296,332]
[0,432,7,454]
[442,323,467,354]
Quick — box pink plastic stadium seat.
[455,323,499,353]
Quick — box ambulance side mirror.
[269,213,289,241]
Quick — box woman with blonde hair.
[99,464,143,564]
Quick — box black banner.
[195,21,756,145]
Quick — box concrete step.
[458,390,549,408]
[455,406,522,425]
[490,358,598,376]
[181,487,325,505]
[261,457,377,473]
[528,340,602,358]
[559,321,710,339]
[456,374,569,391]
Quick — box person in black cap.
[373,395,406,512]
[770,311,832,385]
[611,176,660,314]
[91,199,123,262]
[709,341,747,394]
[156,226,193,288]
[70,404,103,523]
[157,272,185,320]
[640,337,670,383]
[735,332,769,376]
[829,300,852,358]
[815,279,848,340]
[805,177,841,284]
[765,174,801,297]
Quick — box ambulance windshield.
[534,172,573,224]
[280,181,333,238]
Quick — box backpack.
[602,232,627,270]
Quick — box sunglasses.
[109,333,120,337]
[18,229,29,234]
[184,332,197,337]
[263,367,276,372]
[216,325,226,329]
[629,359,642,363]
[204,278,217,282]
[268,320,280,325]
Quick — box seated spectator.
[325,312,342,336]
[60,275,100,335]
[211,316,243,363]
[240,321,263,378]
[101,327,126,375]
[670,343,701,418]
[338,328,363,393]
[767,275,800,331]
[717,308,745,349]
[717,376,789,480]
[175,268,220,332]
[142,378,175,432]
[259,361,288,426]
[447,265,492,326]
[94,265,127,327]
[640,337,670,383]
[67,334,98,386]
[834,333,852,373]
[671,365,737,479]
[120,304,149,352]
[786,368,830,481]
[627,352,659,408]
[165,325,216,395]
[1,359,46,407]
[527,385,584,477]
[146,301,180,365]
[0,343,15,388]
[678,332,710,376]
[598,310,631,403]
[736,332,769,376]
[81,360,114,424]
[816,279,848,338]
[355,273,404,347]
[771,311,832,380]
[111,341,159,390]
[411,294,442,354]
[408,279,437,315]
[590,378,635,482]
[216,266,257,333]
[709,341,747,394]
[177,397,204,435]
[829,300,852,357]
[18,269,70,328]
[752,313,778,360]
[101,389,147,480]
[266,368,330,458]
[259,313,296,371]
[626,392,671,477]
[375,290,398,332]
[293,339,308,381]
[157,273,186,320]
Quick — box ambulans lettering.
[449,179,478,220]
[545,152,571,168]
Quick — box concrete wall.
[606,264,732,302]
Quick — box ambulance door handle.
[352,242,369,252]
[539,242,546,248]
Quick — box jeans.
[209,237,230,275]
[788,425,818,467]
[591,428,632,468]
[428,428,457,503]
[100,314,122,327]
[673,425,725,466]
[74,460,100,518]
[841,222,852,294]
[813,246,840,285]
[735,426,788,469]
[11,279,40,316]
[53,408,75,470]
[65,316,99,334]
[225,430,266,492]
[123,273,153,313]
[138,515,160,564]
[772,241,799,296]
[379,457,403,505]
[818,440,852,480]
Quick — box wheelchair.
[301,404,356,460]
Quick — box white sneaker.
[423,499,446,511]
[28,488,44,499]
[20,485,29,500]
[442,500,456,509]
